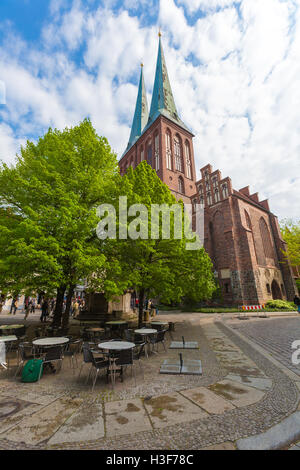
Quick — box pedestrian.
[294,295,300,314]
[11,298,18,315]
[30,299,36,314]
[40,299,49,323]
[24,300,31,320]
[73,299,80,318]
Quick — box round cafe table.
[98,341,135,386]
[32,337,70,347]
[150,322,168,330]
[0,335,18,342]
[0,325,24,336]
[105,321,128,339]
[134,329,157,358]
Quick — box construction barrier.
[239,305,265,311]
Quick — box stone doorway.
[271,280,282,300]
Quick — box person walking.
[11,298,18,315]
[30,299,36,314]
[24,300,31,320]
[40,299,49,323]
[72,299,80,319]
[294,295,300,314]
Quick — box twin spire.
[125,35,190,153]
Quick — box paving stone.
[5,397,82,445]
[208,379,265,407]
[143,392,208,429]
[48,403,104,444]
[181,387,235,414]
[0,387,63,405]
[237,412,300,450]
[105,398,152,437]
[200,441,236,450]
[0,397,43,434]
[225,374,272,391]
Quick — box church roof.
[146,35,191,134]
[122,35,192,158]
[125,65,149,152]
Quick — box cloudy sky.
[0,0,299,220]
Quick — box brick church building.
[119,35,297,306]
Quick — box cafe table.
[134,328,157,358]
[0,324,24,336]
[98,341,135,386]
[105,321,128,339]
[0,335,18,342]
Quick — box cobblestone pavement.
[0,315,299,450]
[228,317,300,376]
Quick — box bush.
[265,300,296,311]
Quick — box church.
[119,35,297,306]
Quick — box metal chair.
[63,339,82,373]
[133,342,145,378]
[42,346,64,374]
[83,348,109,391]
[113,348,136,386]
[14,342,34,377]
[149,330,167,353]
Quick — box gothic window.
[204,170,209,181]
[245,210,252,229]
[178,176,184,194]
[198,184,203,195]
[207,191,212,206]
[212,177,218,188]
[214,188,220,202]
[266,283,271,293]
[147,141,152,166]
[200,195,204,207]
[222,183,228,198]
[205,180,210,191]
[154,133,159,171]
[259,217,274,260]
[185,141,192,179]
[174,135,183,172]
[165,131,172,170]
[192,198,197,212]
[140,147,144,162]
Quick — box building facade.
[119,36,297,306]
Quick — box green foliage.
[296,279,300,295]
[97,161,216,325]
[265,299,296,310]
[281,219,300,267]
[0,119,119,322]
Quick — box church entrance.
[271,280,282,300]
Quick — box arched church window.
[222,183,228,198]
[147,140,152,166]
[200,195,204,207]
[259,217,274,260]
[185,141,192,179]
[178,176,184,194]
[212,177,218,188]
[154,133,159,171]
[140,146,144,162]
[205,180,210,191]
[214,188,220,203]
[174,135,183,172]
[198,184,203,195]
[207,191,212,206]
[204,170,209,181]
[165,131,172,170]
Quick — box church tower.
[119,34,196,202]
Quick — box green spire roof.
[126,65,149,151]
[147,36,191,133]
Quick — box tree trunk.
[62,286,75,331]
[138,288,145,328]
[52,286,66,327]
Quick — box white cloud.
[0,0,299,220]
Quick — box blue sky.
[0,0,299,219]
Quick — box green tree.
[97,162,215,327]
[281,219,300,267]
[0,119,119,328]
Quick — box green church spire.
[147,34,190,132]
[126,64,149,150]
